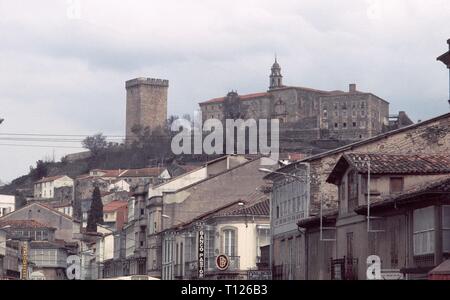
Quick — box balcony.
[330,257,358,280]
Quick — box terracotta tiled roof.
[0,219,54,229]
[211,193,270,217]
[35,175,69,184]
[169,189,270,230]
[103,200,128,213]
[200,92,270,105]
[344,153,450,174]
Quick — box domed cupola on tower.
[269,57,284,90]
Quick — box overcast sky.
[0,0,449,183]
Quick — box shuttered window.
[390,177,404,194]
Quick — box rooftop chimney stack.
[349,83,356,93]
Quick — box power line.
[0,143,84,149]
[0,133,126,138]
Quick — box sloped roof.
[327,153,450,184]
[168,189,270,231]
[35,175,70,184]
[0,219,55,229]
[266,112,450,180]
[0,202,79,222]
[103,200,128,213]
[200,92,270,105]
[119,167,164,178]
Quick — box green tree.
[86,186,103,232]
[82,133,108,156]
[30,160,49,180]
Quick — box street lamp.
[437,39,450,107]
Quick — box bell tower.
[269,56,284,90]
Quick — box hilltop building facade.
[199,60,412,144]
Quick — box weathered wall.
[309,114,450,214]
[1,204,78,242]
[125,78,168,141]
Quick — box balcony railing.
[330,257,358,280]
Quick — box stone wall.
[125,78,168,141]
[307,113,450,214]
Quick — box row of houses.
[92,155,277,280]
[2,113,449,280]
[266,112,450,280]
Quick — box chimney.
[349,83,356,93]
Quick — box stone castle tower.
[125,77,168,142]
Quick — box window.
[334,123,338,129]
[257,225,270,258]
[413,206,435,255]
[343,122,347,129]
[223,229,236,257]
[353,122,357,127]
[361,110,366,117]
[390,177,404,194]
[443,206,450,253]
[347,232,354,259]
[323,110,328,118]
[276,206,280,218]
[347,170,359,212]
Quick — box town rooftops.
[326,153,450,184]
[103,200,128,213]
[166,189,270,231]
[265,112,450,180]
[35,175,70,184]
[0,219,55,229]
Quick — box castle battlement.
[126,77,169,88]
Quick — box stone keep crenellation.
[125,77,169,142]
[125,77,169,88]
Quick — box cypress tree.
[86,186,103,232]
